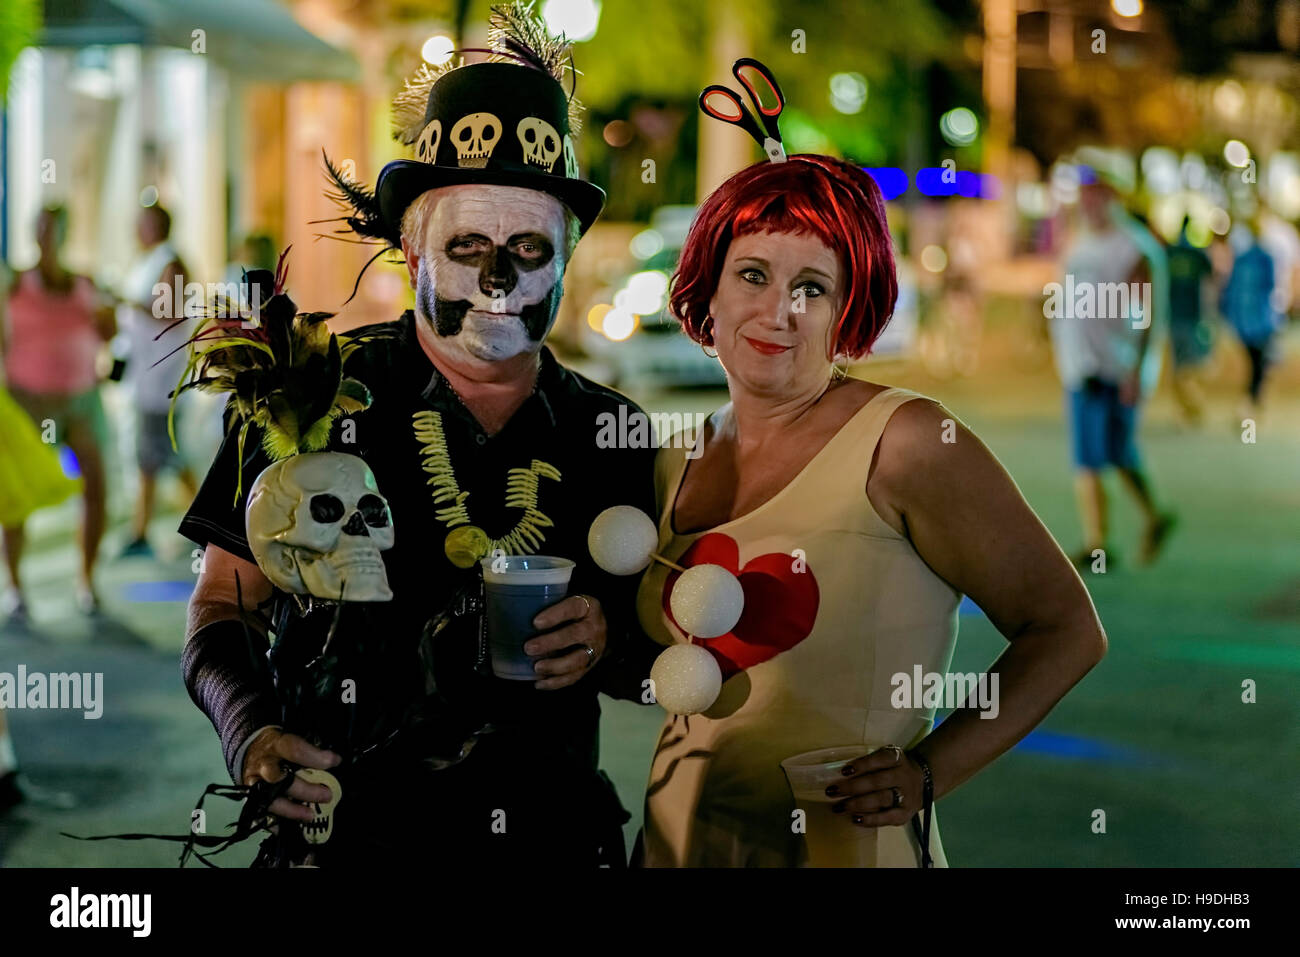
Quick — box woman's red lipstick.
[744,336,792,355]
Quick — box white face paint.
[408,184,569,363]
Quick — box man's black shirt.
[179,311,658,863]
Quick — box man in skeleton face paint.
[178,5,659,867]
[409,183,570,365]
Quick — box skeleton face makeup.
[406,184,569,363]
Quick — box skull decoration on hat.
[169,251,396,602]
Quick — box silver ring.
[887,745,904,765]
[583,644,595,667]
[890,786,902,808]
[576,595,592,619]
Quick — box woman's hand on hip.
[823,745,926,827]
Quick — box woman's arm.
[151,259,187,322]
[868,397,1107,802]
[78,276,116,340]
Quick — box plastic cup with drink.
[780,745,881,867]
[480,554,576,680]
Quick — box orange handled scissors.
[699,57,787,163]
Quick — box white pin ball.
[588,505,658,576]
[669,563,744,638]
[650,643,723,715]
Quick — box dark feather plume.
[321,150,399,249]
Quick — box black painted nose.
[479,245,517,298]
[342,512,369,536]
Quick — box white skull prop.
[415,118,442,163]
[450,112,501,168]
[517,117,561,171]
[246,451,395,602]
[562,134,578,179]
[295,768,342,845]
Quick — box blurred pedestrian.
[118,204,197,558]
[0,205,115,616]
[1259,209,1300,322]
[1165,216,1215,426]
[1050,179,1177,569]
[223,231,276,287]
[1220,218,1283,418]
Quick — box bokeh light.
[1223,140,1251,168]
[920,245,948,273]
[618,270,669,316]
[1213,80,1247,120]
[829,72,867,114]
[587,303,611,332]
[421,35,454,66]
[602,120,633,148]
[629,229,664,260]
[1140,147,1180,195]
[542,0,601,42]
[939,107,979,147]
[602,307,637,341]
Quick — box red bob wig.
[669,155,898,360]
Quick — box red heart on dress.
[661,532,820,679]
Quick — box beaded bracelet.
[908,750,935,868]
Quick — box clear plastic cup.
[481,555,576,680]
[781,745,880,866]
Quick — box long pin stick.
[649,552,686,573]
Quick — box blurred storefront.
[4,0,364,312]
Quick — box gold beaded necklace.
[412,409,561,568]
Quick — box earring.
[701,316,719,358]
[831,356,849,381]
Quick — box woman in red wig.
[633,153,1107,867]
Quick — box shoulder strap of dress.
[653,439,691,526]
[820,386,937,484]
[849,386,932,441]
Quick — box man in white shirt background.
[117,205,198,558]
[1049,173,1178,570]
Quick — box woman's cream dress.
[635,387,960,867]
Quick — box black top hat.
[319,3,605,301]
[376,61,605,237]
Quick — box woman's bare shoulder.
[877,390,963,459]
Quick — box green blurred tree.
[569,0,966,213]
[0,0,40,103]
